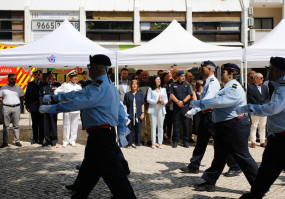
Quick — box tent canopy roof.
[117,20,242,66]
[0,20,115,67]
[246,19,285,68]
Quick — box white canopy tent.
[117,20,243,82]
[0,20,116,68]
[244,19,285,85]
[245,19,285,67]
[117,20,242,67]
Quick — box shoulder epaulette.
[232,84,237,89]
[93,80,103,87]
[210,78,215,82]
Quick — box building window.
[86,12,133,42]
[141,22,186,41]
[0,11,24,42]
[86,21,133,42]
[254,18,273,29]
[193,22,241,42]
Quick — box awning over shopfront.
[245,19,285,68]
[117,20,242,67]
[0,20,116,67]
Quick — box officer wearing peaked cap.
[54,69,82,147]
[78,71,92,89]
[181,61,241,176]
[169,70,192,148]
[190,63,258,192]
[25,70,45,145]
[238,57,285,199]
[39,70,61,147]
[39,54,136,199]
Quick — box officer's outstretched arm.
[53,87,87,102]
[49,86,102,114]
[249,87,285,116]
[200,87,241,110]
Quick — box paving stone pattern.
[0,114,284,199]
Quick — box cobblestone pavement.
[0,114,285,199]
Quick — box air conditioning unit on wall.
[248,18,254,27]
[249,29,255,42]
[248,7,253,16]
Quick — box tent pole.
[241,61,244,85]
[244,48,248,90]
[115,52,118,88]
[28,66,31,130]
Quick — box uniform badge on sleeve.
[280,80,285,85]
[232,84,237,89]
[210,78,214,82]
[93,80,103,87]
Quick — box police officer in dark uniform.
[39,55,136,199]
[39,71,61,147]
[191,64,258,192]
[78,71,92,88]
[78,71,92,130]
[25,70,45,144]
[237,57,285,199]
[169,70,192,148]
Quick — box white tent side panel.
[118,50,242,66]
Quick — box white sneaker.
[71,142,76,147]
[62,143,68,148]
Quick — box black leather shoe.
[239,193,251,199]
[15,142,22,147]
[51,142,56,147]
[76,164,81,170]
[183,142,190,148]
[180,166,199,173]
[189,138,196,143]
[194,182,215,192]
[65,183,77,191]
[39,141,43,145]
[224,169,242,177]
[31,140,37,145]
[172,142,178,148]
[0,143,8,148]
[42,142,51,147]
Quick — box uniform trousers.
[202,116,258,186]
[3,105,20,144]
[43,113,58,145]
[71,128,136,199]
[163,107,173,139]
[247,134,285,199]
[150,106,165,145]
[172,108,189,144]
[188,112,240,171]
[63,112,79,145]
[250,115,267,144]
[127,118,142,147]
[31,111,44,143]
